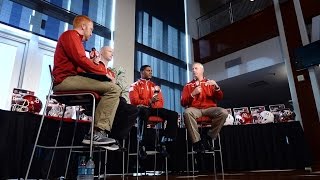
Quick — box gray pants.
[184,107,228,143]
[53,75,121,131]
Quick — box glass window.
[135,0,187,113]
[0,0,113,50]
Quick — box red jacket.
[129,79,164,108]
[53,30,105,85]
[181,78,223,109]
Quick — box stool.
[25,65,104,179]
[186,116,224,179]
[127,116,168,176]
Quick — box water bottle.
[86,157,95,180]
[77,156,87,180]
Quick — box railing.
[196,0,288,38]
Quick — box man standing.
[129,65,178,159]
[181,63,228,152]
[53,15,121,145]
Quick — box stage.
[0,110,312,179]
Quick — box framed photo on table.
[250,106,265,123]
[269,104,285,123]
[233,107,249,117]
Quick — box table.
[0,110,312,179]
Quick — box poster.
[250,106,265,123]
[11,88,34,112]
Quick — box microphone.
[90,47,96,59]
[195,81,200,87]
[154,86,160,94]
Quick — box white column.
[272,0,302,123]
[113,0,136,101]
[293,0,320,122]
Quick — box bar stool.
[25,65,104,179]
[186,116,224,179]
[127,116,168,176]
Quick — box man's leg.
[202,107,228,140]
[184,107,202,143]
[184,107,206,153]
[150,108,178,157]
[53,76,121,144]
[137,106,151,159]
[110,97,138,140]
[152,108,178,141]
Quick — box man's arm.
[212,88,224,101]
[129,84,150,106]
[181,85,193,107]
[206,79,224,101]
[62,31,105,75]
[152,91,164,108]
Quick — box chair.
[186,116,224,179]
[25,65,103,179]
[126,116,168,176]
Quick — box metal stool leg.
[64,106,82,178]
[122,139,125,177]
[154,127,158,176]
[213,138,217,180]
[185,128,190,174]
[104,149,108,180]
[126,131,131,174]
[25,92,52,179]
[46,106,68,179]
[218,134,224,180]
[191,146,195,175]
[212,133,224,180]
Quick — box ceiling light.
[250,0,255,2]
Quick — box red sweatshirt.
[53,30,105,85]
[129,79,164,108]
[181,78,223,109]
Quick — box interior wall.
[113,0,136,101]
[186,0,200,39]
[204,37,284,82]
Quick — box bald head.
[100,46,113,61]
[192,62,204,80]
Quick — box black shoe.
[157,144,169,157]
[193,141,205,153]
[139,145,147,160]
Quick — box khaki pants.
[53,75,121,131]
[184,107,228,143]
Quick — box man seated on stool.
[181,62,228,152]
[92,46,138,147]
[53,15,121,145]
[129,65,178,159]
[78,46,138,150]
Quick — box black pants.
[110,97,138,140]
[137,106,178,145]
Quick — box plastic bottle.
[77,156,87,180]
[86,157,95,180]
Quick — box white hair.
[193,62,204,70]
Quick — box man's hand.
[106,73,116,83]
[191,86,202,97]
[206,79,220,90]
[149,93,159,104]
[90,50,100,64]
